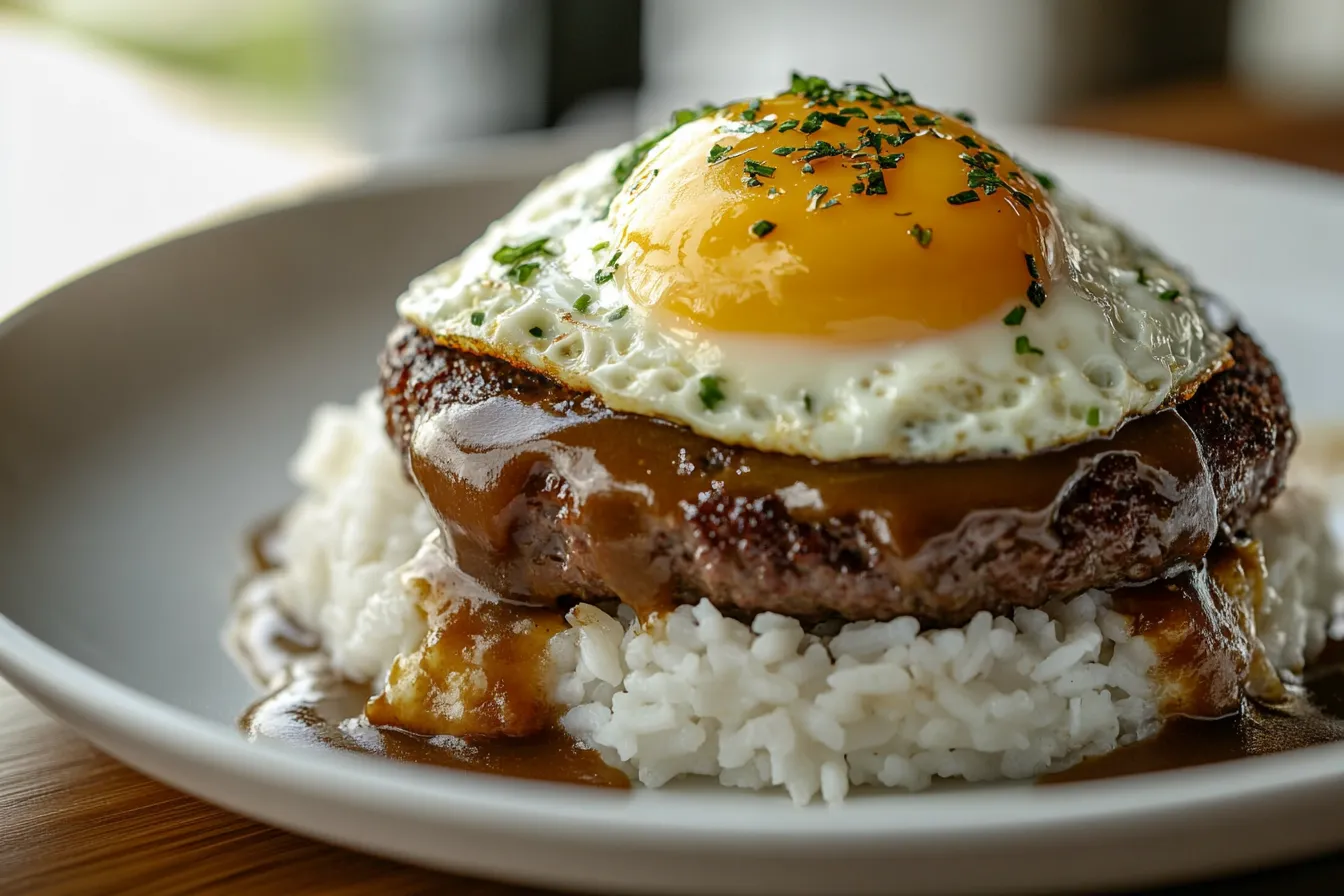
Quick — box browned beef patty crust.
[380,323,1293,625]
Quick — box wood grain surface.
[0,679,544,895]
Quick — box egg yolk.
[608,91,1058,343]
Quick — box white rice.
[265,394,1343,804]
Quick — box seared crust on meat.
[380,324,1294,625]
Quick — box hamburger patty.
[380,323,1294,625]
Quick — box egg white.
[397,143,1230,462]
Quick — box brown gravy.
[230,521,629,790]
[411,394,1214,614]
[235,493,1344,791]
[1046,671,1344,783]
[241,659,627,788]
[1047,557,1344,784]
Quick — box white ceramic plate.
[3,130,1344,895]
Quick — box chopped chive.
[594,270,614,285]
[768,186,778,196]
[528,326,544,338]
[861,170,887,195]
[818,198,839,210]
[912,113,939,126]
[590,240,610,252]
[909,223,933,247]
[750,219,776,238]
[800,111,825,134]
[803,393,813,413]
[1086,406,1101,427]
[744,159,776,177]
[707,143,731,164]
[509,262,541,283]
[1003,305,1027,326]
[955,135,981,149]
[947,190,980,205]
[1025,253,1040,280]
[1015,335,1044,356]
[806,184,829,210]
[851,182,864,194]
[873,111,906,125]
[952,109,977,124]
[1027,167,1056,190]
[607,306,629,321]
[772,146,796,156]
[470,311,485,326]
[612,103,715,185]
[573,294,592,312]
[1159,288,1180,301]
[1136,267,1149,286]
[699,375,726,410]
[1027,281,1047,308]
[777,119,799,133]
[1011,190,1034,207]
[606,250,623,267]
[492,238,553,265]
[801,162,814,174]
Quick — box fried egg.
[398,76,1230,461]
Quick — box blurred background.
[3,0,1343,309]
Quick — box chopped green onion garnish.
[1086,406,1101,426]
[699,375,726,410]
[509,262,541,283]
[573,294,592,312]
[528,326,544,338]
[947,190,980,205]
[707,143,730,164]
[1003,305,1026,326]
[493,238,553,265]
[470,311,485,326]
[607,306,629,321]
[1159,288,1180,301]
[750,219,776,238]
[909,223,933,247]
[1015,335,1044,356]
[1027,167,1056,190]
[1027,282,1046,308]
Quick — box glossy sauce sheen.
[1047,672,1344,783]
[411,393,1213,612]
[230,522,629,790]
[1047,545,1344,783]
